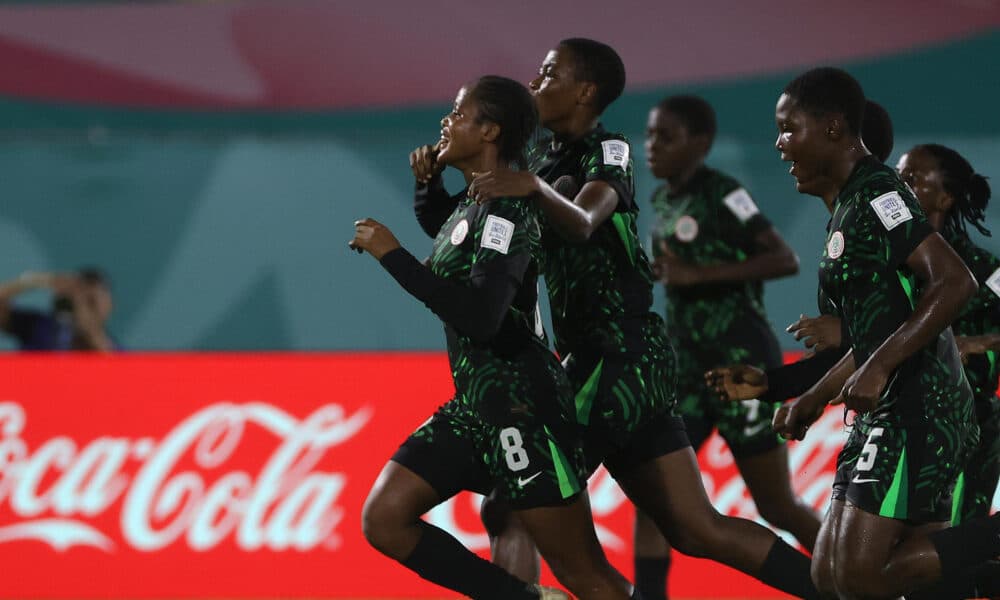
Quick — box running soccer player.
[640,94,817,600]
[772,66,1000,599]
[708,99,895,412]
[466,38,820,598]
[895,144,999,526]
[356,75,635,600]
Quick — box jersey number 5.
[856,427,885,472]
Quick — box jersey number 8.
[500,427,530,472]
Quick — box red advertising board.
[2,353,987,598]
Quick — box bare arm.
[657,226,799,287]
[842,232,977,411]
[0,272,76,331]
[468,170,618,243]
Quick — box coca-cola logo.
[0,401,372,552]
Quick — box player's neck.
[830,144,871,198]
[461,146,499,184]
[550,112,600,145]
[665,160,704,193]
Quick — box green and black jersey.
[820,156,974,425]
[528,125,670,365]
[649,166,773,342]
[944,226,1000,408]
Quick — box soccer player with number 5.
[773,67,1000,599]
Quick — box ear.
[825,117,844,141]
[937,191,956,214]
[691,133,712,158]
[481,121,500,143]
[576,81,598,107]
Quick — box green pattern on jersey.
[416,194,585,501]
[944,227,1000,405]
[649,167,771,342]
[527,126,670,367]
[819,157,975,427]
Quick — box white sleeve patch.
[601,139,629,170]
[985,266,1000,299]
[722,188,760,223]
[481,215,515,254]
[869,191,913,231]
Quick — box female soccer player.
[772,67,999,599]
[895,144,999,526]
[466,39,820,599]
[640,94,816,599]
[355,75,636,600]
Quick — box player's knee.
[809,555,836,598]
[833,558,887,598]
[361,492,401,556]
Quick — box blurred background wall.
[1,0,998,350]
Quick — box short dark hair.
[657,95,717,146]
[557,38,625,114]
[782,67,865,136]
[470,75,538,170]
[861,100,894,163]
[78,266,111,289]
[914,144,992,237]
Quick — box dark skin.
[645,106,800,287]
[765,93,978,599]
[355,86,635,600]
[467,47,618,243]
[474,48,820,599]
[637,104,816,571]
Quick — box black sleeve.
[380,247,528,343]
[761,348,846,402]
[414,175,460,238]
[5,308,43,344]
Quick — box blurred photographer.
[0,267,119,351]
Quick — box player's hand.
[772,394,825,440]
[651,241,701,286]
[840,359,890,414]
[409,142,444,184]
[955,335,989,364]
[350,218,402,260]
[704,364,768,402]
[786,314,842,356]
[469,169,540,204]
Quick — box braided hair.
[914,144,992,237]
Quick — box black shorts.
[565,352,691,477]
[392,402,586,510]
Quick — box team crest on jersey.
[450,219,469,245]
[722,188,760,223]
[601,139,629,171]
[869,192,913,231]
[482,215,515,254]
[674,215,699,242]
[827,230,845,259]
[986,266,1000,299]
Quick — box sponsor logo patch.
[722,188,760,223]
[601,139,629,170]
[481,215,515,254]
[986,266,1000,299]
[869,191,913,231]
